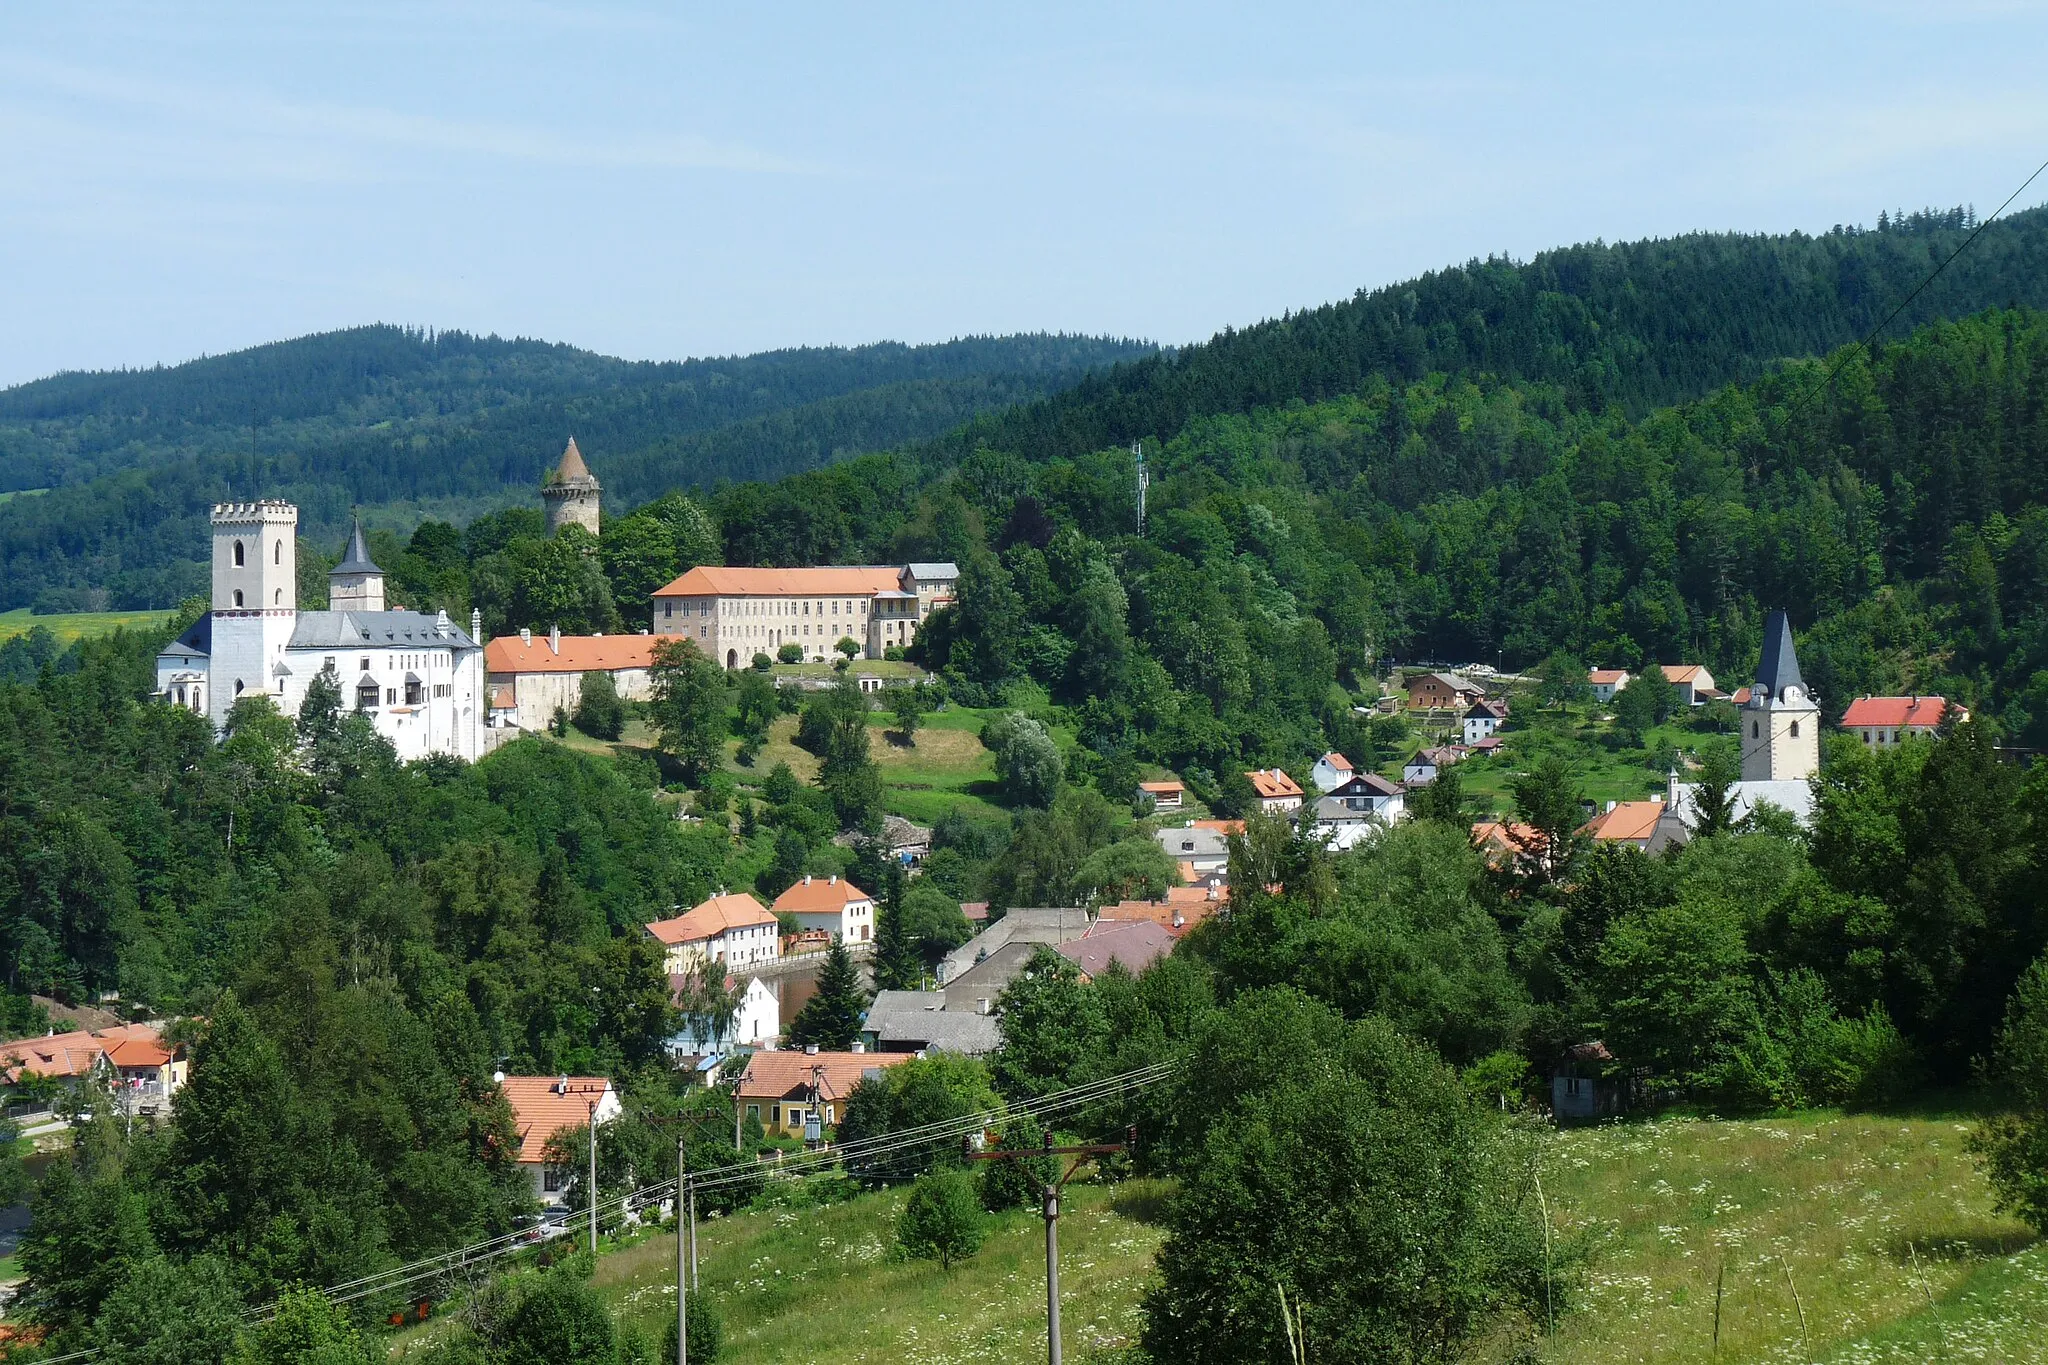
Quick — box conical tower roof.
[332,516,381,576]
[1754,608,1804,703]
[550,436,597,487]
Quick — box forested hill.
[0,327,1151,609]
[926,204,2048,467]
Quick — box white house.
[1462,700,1509,747]
[1587,668,1630,703]
[1154,821,1238,876]
[1311,752,1356,793]
[156,508,485,762]
[771,875,876,943]
[1319,772,1406,824]
[1840,696,1964,747]
[667,975,780,1059]
[1402,746,1464,786]
[644,893,781,975]
[1663,664,1718,708]
[1245,768,1304,814]
[499,1075,622,1208]
[483,628,660,733]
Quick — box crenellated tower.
[208,501,299,727]
[541,436,602,536]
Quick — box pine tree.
[872,864,920,992]
[786,937,868,1050]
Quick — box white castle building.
[157,503,486,762]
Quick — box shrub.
[661,1294,724,1363]
[751,652,772,671]
[1972,954,2048,1233]
[571,669,626,740]
[897,1172,986,1269]
[777,642,805,664]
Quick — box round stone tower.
[541,436,602,536]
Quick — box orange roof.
[654,565,905,598]
[0,1024,172,1083]
[1729,686,1752,705]
[1246,769,1303,799]
[1580,800,1664,843]
[1319,752,1353,772]
[1191,819,1245,834]
[1471,821,1547,859]
[1138,780,1184,794]
[484,634,659,675]
[646,893,777,945]
[1841,696,1958,729]
[499,1075,614,1164]
[736,1049,906,1104]
[772,875,872,914]
[487,683,517,708]
[1098,895,1217,938]
[1663,665,1709,684]
[1588,669,1628,684]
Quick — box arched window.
[273,541,281,565]
[233,589,245,607]
[1790,721,1800,738]
[273,588,282,605]
[233,540,245,567]
[234,679,244,696]
[1751,721,1759,738]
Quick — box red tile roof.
[646,893,776,945]
[736,1050,906,1104]
[654,565,905,598]
[1579,800,1665,844]
[1588,669,1628,685]
[1190,819,1245,834]
[1057,921,1176,977]
[1097,894,1218,938]
[1138,780,1184,794]
[497,1075,615,1164]
[1840,696,1958,729]
[1663,665,1710,684]
[772,875,872,914]
[0,1024,172,1083]
[1318,752,1353,772]
[484,634,660,675]
[1246,769,1303,799]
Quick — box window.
[273,541,281,565]
[543,1166,565,1193]
[786,1107,805,1128]
[359,657,370,671]
[233,540,245,567]
[325,657,335,670]
[273,589,282,605]
[233,589,244,607]
[386,687,397,705]
[1751,721,1759,738]
[745,1104,760,1122]
[356,681,378,711]
[1790,721,1800,738]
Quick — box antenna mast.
[1133,440,1147,537]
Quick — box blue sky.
[4,1,2047,386]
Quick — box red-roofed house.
[483,628,661,732]
[1,1023,184,1115]
[1579,799,1665,851]
[1840,696,1965,748]
[644,893,781,975]
[498,1075,622,1206]
[1245,769,1304,814]
[1097,885,1221,939]
[772,874,875,943]
[1057,921,1176,979]
[1587,668,1630,703]
[1137,779,1185,810]
[1311,752,1355,793]
[1661,665,1718,707]
[736,1048,908,1140]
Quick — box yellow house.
[734,1048,907,1140]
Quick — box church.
[1650,609,1818,850]
[156,502,488,762]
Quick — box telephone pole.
[969,1127,1133,1365]
[676,1136,689,1365]
[552,1077,611,1257]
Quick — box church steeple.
[1741,609,1818,782]
[328,516,386,613]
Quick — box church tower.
[1741,609,1819,783]
[208,501,299,727]
[328,516,386,613]
[541,436,602,535]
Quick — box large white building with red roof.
[483,627,662,733]
[1840,695,1965,747]
[645,893,782,975]
[771,875,875,943]
[650,562,956,668]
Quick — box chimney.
[471,607,483,642]
[803,875,812,886]
[548,624,561,654]
[520,627,532,646]
[1172,913,1185,929]
[828,875,837,886]
[851,1040,864,1054]
[804,1043,819,1056]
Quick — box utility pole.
[553,1076,611,1258]
[969,1127,1134,1365]
[689,1178,699,1290]
[688,1137,696,1358]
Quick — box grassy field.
[0,607,175,644]
[383,1109,2046,1364]
[725,706,1018,825]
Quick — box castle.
[542,436,601,535]
[156,504,487,762]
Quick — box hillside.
[0,327,1152,610]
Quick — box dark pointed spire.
[1754,608,1803,702]
[333,516,381,576]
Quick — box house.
[862,990,1003,1056]
[1587,668,1630,703]
[735,1047,907,1140]
[644,892,781,975]
[1,1023,185,1116]
[1319,772,1406,825]
[1471,820,1550,873]
[1462,699,1510,746]
[483,628,661,733]
[1552,1042,1627,1124]
[1153,822,1235,875]
[499,1075,622,1207]
[772,875,876,944]
[1402,746,1465,786]
[1405,671,1487,711]
[1661,665,1717,707]
[1137,780,1185,810]
[666,974,779,1059]
[1057,920,1176,980]
[1579,799,1664,851]
[651,562,953,667]
[1311,752,1355,794]
[834,815,933,867]
[1245,769,1304,814]
[1651,611,1818,851]
[1840,695,1964,747]
[936,907,1092,986]
[155,508,486,761]
[1097,886,1221,939]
